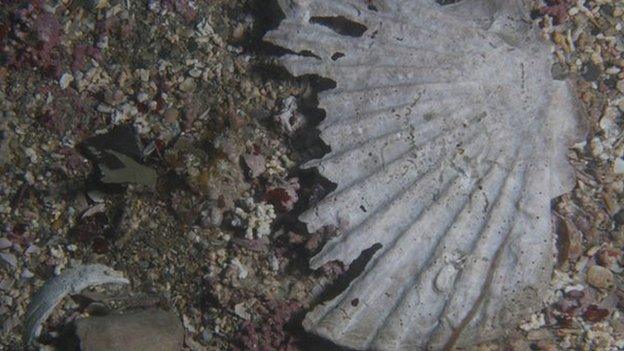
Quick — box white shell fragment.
[23,264,129,347]
[265,0,582,349]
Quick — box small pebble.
[582,62,602,82]
[586,265,614,290]
[234,303,251,320]
[21,269,34,279]
[606,67,621,75]
[0,252,17,268]
[112,90,125,105]
[0,238,11,250]
[137,92,149,103]
[138,69,150,82]
[179,78,196,93]
[59,73,74,90]
[188,68,202,78]
[86,190,106,203]
[164,108,180,123]
[243,153,266,178]
[230,258,248,279]
[614,158,624,175]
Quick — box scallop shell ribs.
[265,0,582,349]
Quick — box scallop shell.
[265,0,582,349]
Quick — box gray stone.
[0,237,12,250]
[75,309,184,351]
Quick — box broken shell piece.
[98,150,158,187]
[235,302,252,320]
[23,264,129,347]
[81,203,107,219]
[265,0,582,349]
[80,125,157,188]
[59,73,74,90]
[230,258,249,280]
[243,153,267,178]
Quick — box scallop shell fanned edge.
[265,0,582,349]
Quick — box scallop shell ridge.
[265,0,581,349]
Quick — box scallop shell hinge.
[265,0,582,350]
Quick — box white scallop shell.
[265,0,582,349]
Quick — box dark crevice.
[242,0,286,55]
[299,50,322,60]
[314,243,383,304]
[288,307,352,351]
[308,75,338,92]
[310,16,368,37]
[436,0,463,5]
[289,73,335,164]
[285,168,337,234]
[552,198,569,268]
[331,52,345,61]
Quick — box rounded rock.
[163,108,180,123]
[586,265,615,290]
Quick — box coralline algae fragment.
[236,199,277,239]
